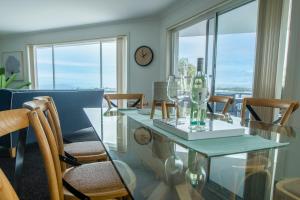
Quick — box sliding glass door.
[172,0,258,116]
[215,1,258,115]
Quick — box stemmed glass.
[167,75,188,124]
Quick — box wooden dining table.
[84,107,300,200]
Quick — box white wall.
[0,18,161,101]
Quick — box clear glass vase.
[185,150,207,194]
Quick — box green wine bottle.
[190,58,208,128]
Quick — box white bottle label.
[198,88,207,109]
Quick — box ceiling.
[0,0,178,35]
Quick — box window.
[215,2,258,100]
[35,39,117,92]
[174,20,207,77]
[102,41,117,92]
[172,0,258,116]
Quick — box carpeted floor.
[0,127,98,200]
[0,143,50,200]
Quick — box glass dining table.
[84,108,300,200]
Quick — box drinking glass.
[167,75,186,123]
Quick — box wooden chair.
[0,109,32,199]
[152,95,233,119]
[104,93,145,109]
[24,98,107,168]
[27,108,129,200]
[0,168,19,200]
[207,96,234,115]
[275,178,300,200]
[241,98,299,126]
[150,100,178,119]
[231,169,271,200]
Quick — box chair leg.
[166,106,170,119]
[176,103,180,118]
[161,101,167,119]
[150,100,156,119]
[9,147,16,158]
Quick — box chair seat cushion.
[283,178,300,197]
[64,141,105,156]
[65,127,99,142]
[63,162,127,197]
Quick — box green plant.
[178,58,196,77]
[0,67,31,89]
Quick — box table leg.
[13,127,28,193]
[206,157,211,182]
[150,100,156,119]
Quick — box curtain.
[116,36,128,108]
[253,0,284,122]
[116,36,127,94]
[116,36,128,150]
[246,1,284,197]
[26,45,37,89]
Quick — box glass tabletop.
[84,108,300,200]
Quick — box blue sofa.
[0,89,104,148]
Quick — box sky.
[178,32,256,93]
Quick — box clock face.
[134,127,152,145]
[135,46,153,66]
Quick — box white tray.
[153,118,245,140]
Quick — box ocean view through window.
[172,0,258,116]
[35,39,117,92]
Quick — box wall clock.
[134,46,153,66]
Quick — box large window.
[35,39,117,92]
[172,0,258,116]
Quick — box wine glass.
[164,142,184,185]
[167,75,185,123]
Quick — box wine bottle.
[190,58,208,128]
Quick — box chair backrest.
[0,168,19,200]
[23,99,66,172]
[32,97,63,147]
[0,109,30,137]
[34,96,58,112]
[241,98,299,126]
[28,109,64,200]
[0,108,62,200]
[104,93,145,109]
[208,96,234,115]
